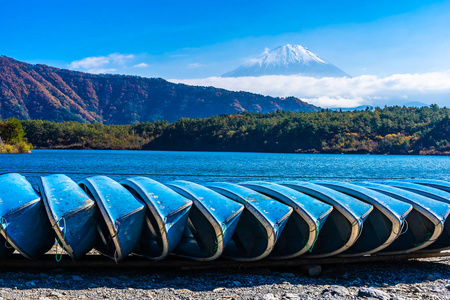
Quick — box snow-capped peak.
[223,44,349,78]
[252,44,327,67]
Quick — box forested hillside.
[19,106,450,155]
[0,56,317,124]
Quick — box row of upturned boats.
[0,173,449,262]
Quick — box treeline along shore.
[14,105,450,155]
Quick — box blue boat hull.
[242,182,334,258]
[79,176,145,262]
[38,174,97,261]
[167,181,244,261]
[207,182,293,261]
[359,183,450,253]
[281,182,374,257]
[0,173,54,259]
[315,181,413,255]
[121,177,192,260]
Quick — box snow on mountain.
[223,44,350,78]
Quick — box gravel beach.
[0,256,449,300]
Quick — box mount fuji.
[223,44,350,78]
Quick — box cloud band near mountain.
[171,71,450,108]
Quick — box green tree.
[0,118,26,144]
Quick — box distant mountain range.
[330,105,375,112]
[403,101,429,107]
[0,56,318,124]
[223,44,350,78]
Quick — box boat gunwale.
[315,181,414,256]
[38,177,77,259]
[78,177,124,261]
[166,181,227,261]
[0,175,46,259]
[281,181,370,224]
[241,181,329,259]
[360,182,448,253]
[280,181,372,258]
[206,183,284,261]
[120,177,175,261]
[377,181,450,204]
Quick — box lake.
[0,150,449,187]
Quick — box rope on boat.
[1,217,13,249]
[307,220,321,252]
[211,222,228,255]
[53,216,66,262]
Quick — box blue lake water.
[0,150,449,187]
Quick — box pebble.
[72,275,83,281]
[48,291,63,297]
[0,257,448,299]
[262,293,278,300]
[358,287,391,300]
[322,285,350,297]
[284,292,300,299]
[410,286,421,293]
[427,273,442,281]
[54,274,63,280]
[301,265,322,277]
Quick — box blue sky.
[2,0,450,107]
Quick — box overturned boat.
[406,179,450,193]
[206,182,293,261]
[121,177,192,260]
[79,176,145,262]
[314,181,413,255]
[281,182,374,257]
[0,173,54,259]
[359,182,450,253]
[166,181,244,261]
[241,181,334,258]
[373,181,450,252]
[38,174,97,261]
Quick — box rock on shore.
[0,257,449,299]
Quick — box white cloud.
[188,63,205,68]
[171,71,450,107]
[87,68,117,74]
[69,53,135,74]
[133,62,149,68]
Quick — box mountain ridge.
[0,56,319,124]
[223,44,350,78]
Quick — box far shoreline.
[28,148,450,156]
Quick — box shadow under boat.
[313,181,413,255]
[166,180,244,261]
[358,182,450,254]
[79,176,145,262]
[206,182,293,261]
[373,180,450,252]
[38,174,97,261]
[280,182,375,257]
[121,177,192,261]
[240,181,335,258]
[0,173,54,259]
